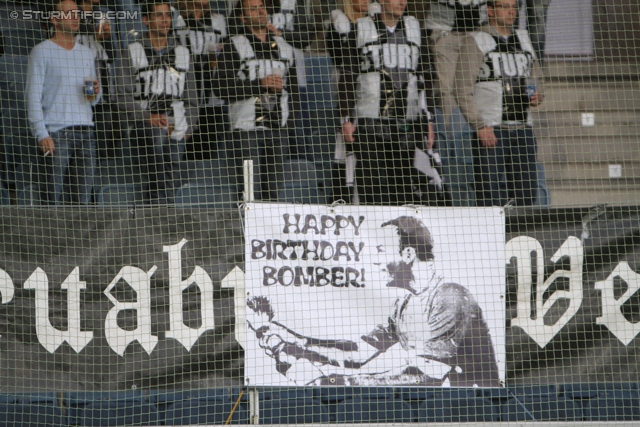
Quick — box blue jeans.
[44,127,96,205]
[473,127,538,207]
[132,124,185,204]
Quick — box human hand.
[425,122,435,149]
[267,23,282,36]
[96,20,111,40]
[147,114,168,128]
[260,74,284,92]
[39,137,55,156]
[529,92,543,107]
[477,126,497,148]
[342,121,356,143]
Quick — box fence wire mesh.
[1,0,640,425]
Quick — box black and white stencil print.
[244,205,505,387]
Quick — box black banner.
[1,206,640,391]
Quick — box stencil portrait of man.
[247,216,500,387]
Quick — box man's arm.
[253,318,385,368]
[454,33,497,146]
[453,33,486,130]
[182,55,200,139]
[529,44,545,106]
[113,45,151,125]
[88,53,103,107]
[212,41,264,102]
[325,10,358,143]
[285,51,302,127]
[418,33,437,149]
[26,46,49,143]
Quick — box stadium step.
[532,60,640,206]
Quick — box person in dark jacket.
[213,0,300,201]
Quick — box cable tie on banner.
[402,204,420,214]
[581,203,608,244]
[329,199,346,213]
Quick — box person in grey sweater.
[26,0,102,205]
[114,0,198,203]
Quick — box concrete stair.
[533,60,640,207]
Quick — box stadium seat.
[0,55,28,132]
[1,28,45,56]
[65,391,159,427]
[304,55,337,136]
[283,158,318,183]
[176,159,227,186]
[9,157,47,191]
[259,389,329,424]
[417,388,500,423]
[0,185,10,205]
[334,388,414,423]
[307,109,338,137]
[305,55,335,85]
[95,184,146,206]
[584,390,640,421]
[0,393,65,427]
[0,55,38,189]
[336,396,414,423]
[305,133,335,165]
[277,181,327,205]
[311,387,349,406]
[395,387,438,419]
[1,133,44,191]
[94,159,147,189]
[305,81,336,113]
[501,385,582,422]
[16,184,43,206]
[563,383,640,421]
[152,389,248,425]
[174,183,238,209]
[312,159,333,190]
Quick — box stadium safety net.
[1,0,640,425]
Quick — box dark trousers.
[354,120,417,206]
[132,124,185,204]
[223,128,288,201]
[187,104,228,160]
[473,126,538,207]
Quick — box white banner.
[244,204,505,387]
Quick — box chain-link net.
[1,0,640,425]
